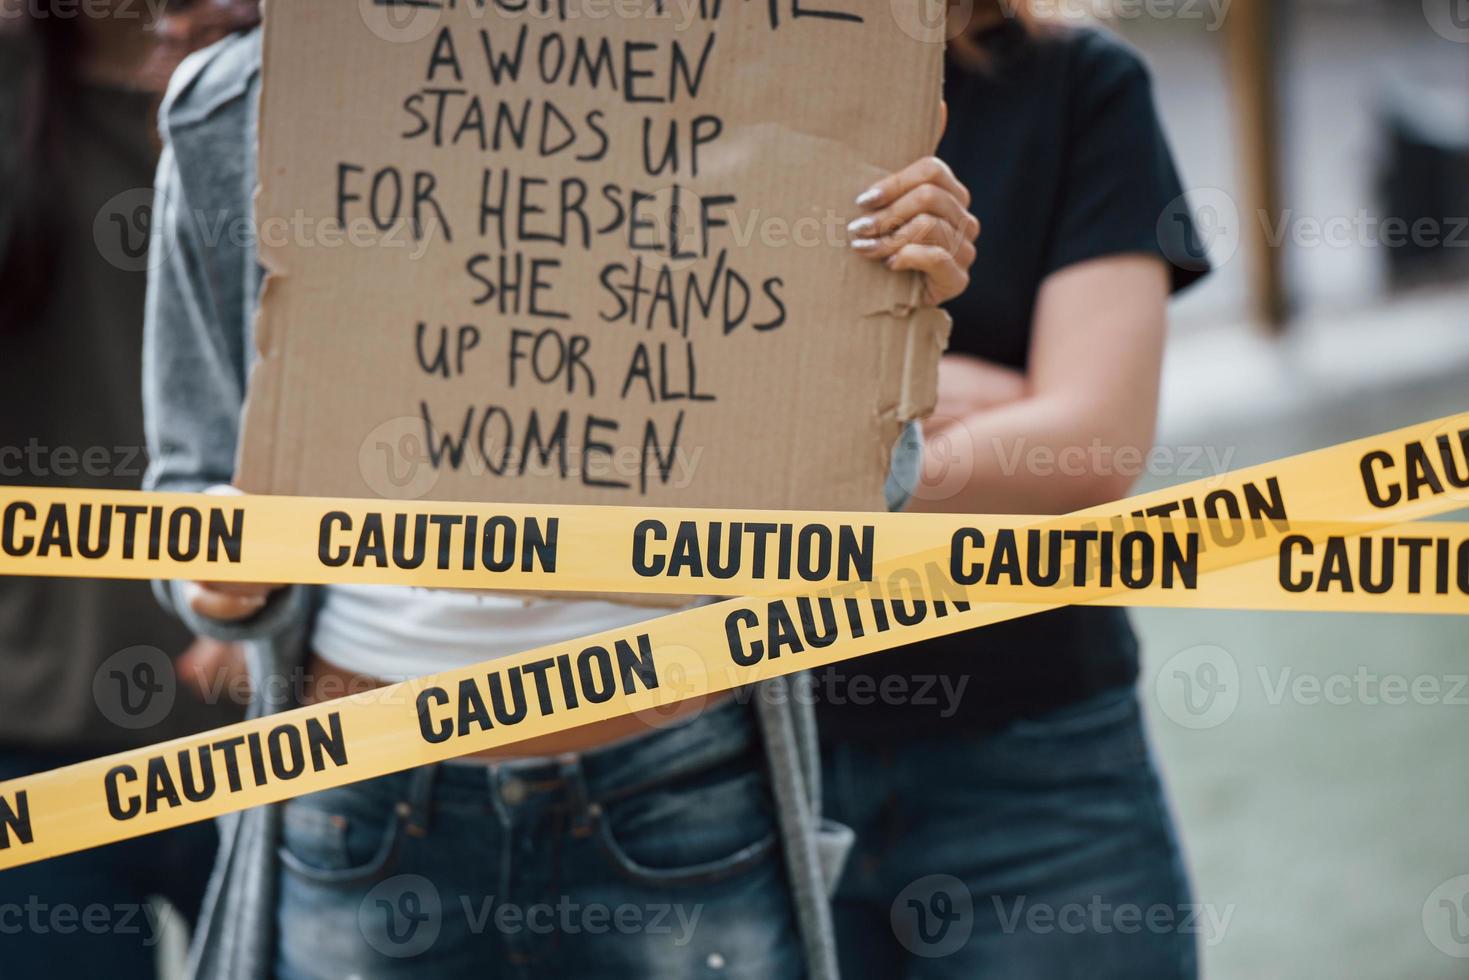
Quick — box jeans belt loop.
[557,753,596,838]
[399,764,438,839]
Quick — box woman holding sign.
[141,22,977,980]
[820,4,1211,978]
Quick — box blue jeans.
[823,686,1198,980]
[275,698,802,979]
[0,746,217,979]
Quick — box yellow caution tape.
[0,412,1465,868]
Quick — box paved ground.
[1113,12,1469,966]
[1135,302,1469,979]
[1123,17,1469,969]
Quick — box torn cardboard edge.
[235,5,288,498]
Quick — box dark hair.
[0,0,261,331]
[0,10,82,330]
[947,0,1056,71]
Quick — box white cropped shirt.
[311,586,675,681]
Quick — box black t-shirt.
[816,23,1209,740]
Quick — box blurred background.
[1109,1,1469,976]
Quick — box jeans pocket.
[816,818,856,896]
[277,783,404,885]
[594,765,778,888]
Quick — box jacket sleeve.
[142,96,307,642]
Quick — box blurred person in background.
[818,2,1212,977]
[0,1,252,974]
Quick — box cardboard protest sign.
[240,0,951,512]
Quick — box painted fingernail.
[850,238,880,252]
[855,186,883,207]
[847,216,877,236]
[885,256,899,269]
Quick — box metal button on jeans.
[500,776,528,806]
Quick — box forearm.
[911,392,1155,516]
[911,256,1170,516]
[144,139,306,641]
